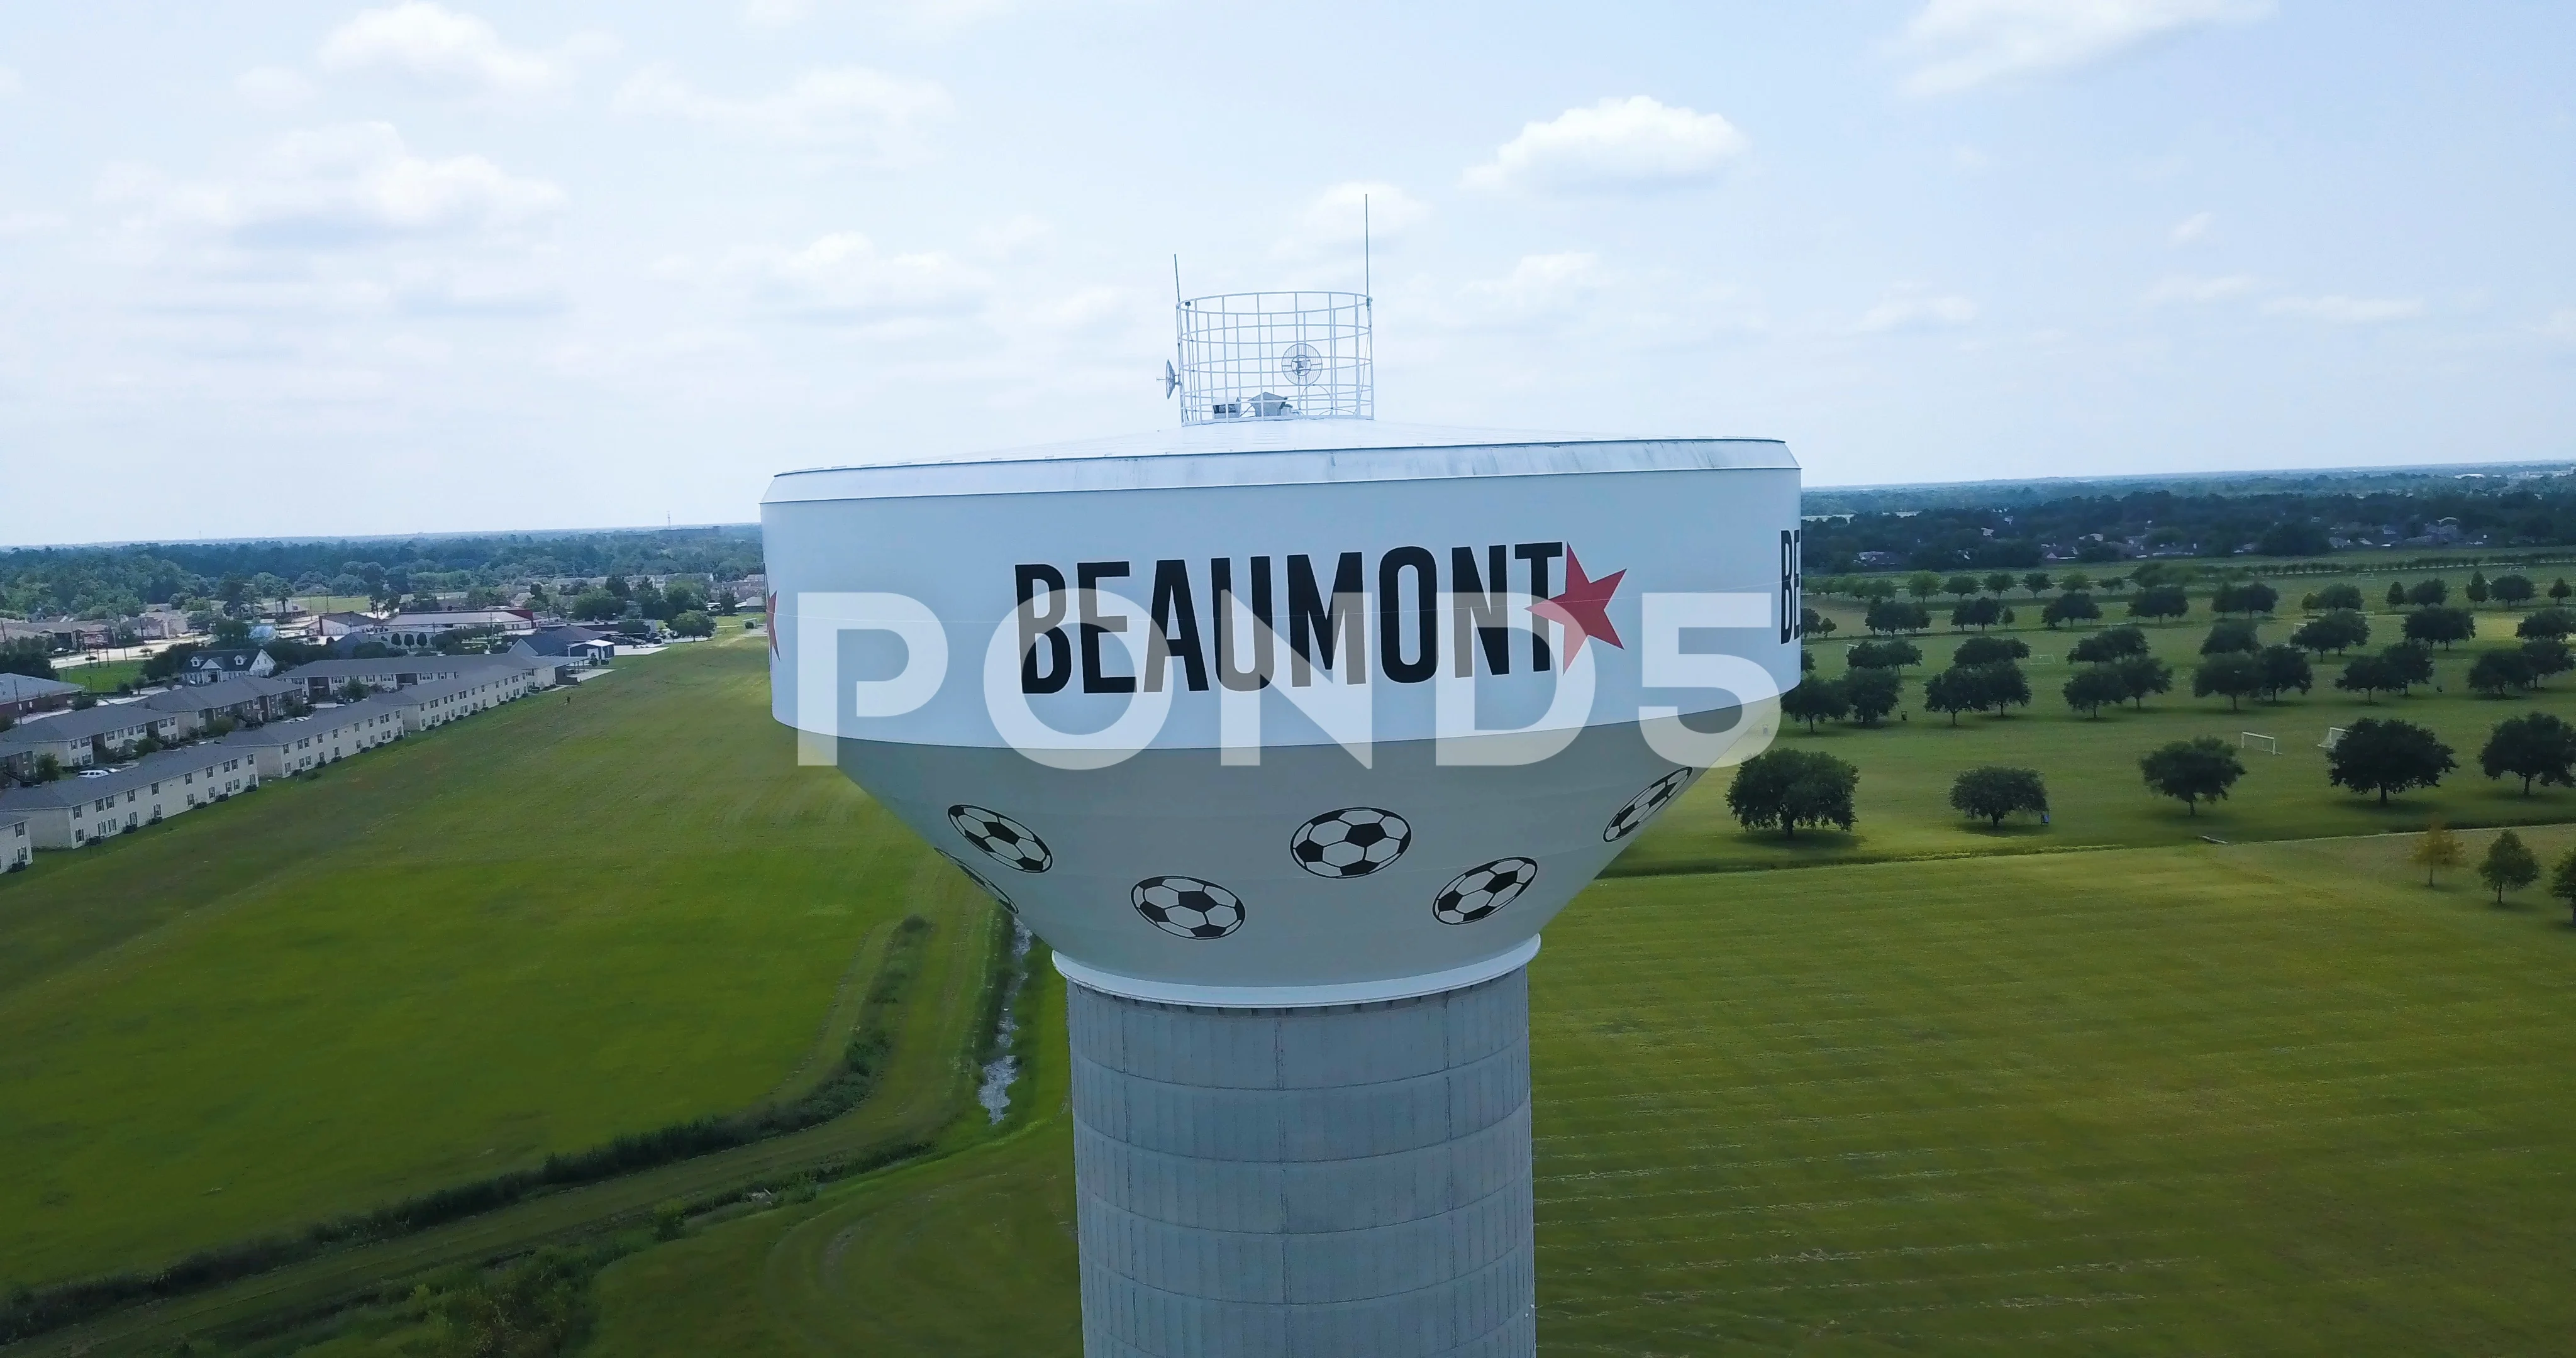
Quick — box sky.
[0,0,2570,545]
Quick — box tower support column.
[1067,967,1536,1358]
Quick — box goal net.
[2319,726,2349,751]
[2238,732,2279,754]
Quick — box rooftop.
[0,744,249,809]
[0,702,176,747]
[0,673,82,704]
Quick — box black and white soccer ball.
[1432,858,1538,925]
[1289,806,1413,879]
[1132,876,1246,939]
[1602,768,1696,843]
[937,850,1016,913]
[948,803,1052,873]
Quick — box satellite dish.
[1280,342,1321,387]
[1162,360,1180,399]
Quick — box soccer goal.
[2238,731,2279,754]
[2319,726,2350,751]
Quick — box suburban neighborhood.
[0,599,682,864]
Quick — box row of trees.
[2412,824,2576,919]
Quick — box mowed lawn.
[577,828,2576,1355]
[0,638,932,1287]
[1620,593,2576,876]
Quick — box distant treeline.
[0,526,763,621]
[1802,475,2576,574]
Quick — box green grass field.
[576,831,2576,1355]
[0,638,960,1287]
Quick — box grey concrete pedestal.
[1067,967,1536,1357]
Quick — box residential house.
[0,744,258,849]
[1,673,82,719]
[316,612,384,641]
[181,649,277,685]
[282,654,535,701]
[141,675,301,735]
[382,609,536,648]
[0,702,186,774]
[3,812,28,871]
[510,626,614,667]
[214,698,402,778]
[377,669,528,734]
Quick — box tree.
[1949,597,2004,630]
[1864,599,1932,635]
[1945,573,1980,601]
[570,590,623,622]
[2466,569,2490,605]
[1982,572,2015,596]
[2258,520,2331,556]
[212,617,252,646]
[2057,570,2094,593]
[2336,654,2400,703]
[1963,661,2031,715]
[2550,846,2576,926]
[2468,649,2535,697]
[2555,578,2573,604]
[2212,580,2279,616]
[2479,830,2538,905]
[2128,585,2190,623]
[1921,667,1979,725]
[2316,583,2365,611]
[2112,654,2172,709]
[2480,711,2576,794]
[1781,677,1850,732]
[2256,644,2314,701]
[0,638,55,682]
[2401,606,2474,649]
[2514,607,2575,640]
[2192,653,2262,710]
[2289,609,2370,656]
[2522,638,2573,684]
[2412,820,2465,885]
[2200,619,2262,655]
[1846,639,1921,669]
[1843,667,1902,726]
[1950,766,2048,829]
[2386,581,2407,609]
[1953,635,2029,667]
[2021,571,2053,597]
[2326,717,2456,804]
[1724,749,1859,838]
[1801,606,1838,639]
[2062,666,2129,718]
[670,610,716,639]
[2068,626,2148,664]
[2407,578,2449,607]
[2139,737,2245,815]
[2041,592,2101,629]
[2101,572,2130,595]
[1906,571,1941,600]
[2380,642,2435,694]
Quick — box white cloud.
[1900,0,2271,96]
[0,67,22,97]
[2143,272,2256,304]
[0,210,69,238]
[1458,252,1609,321]
[236,66,318,111]
[106,123,565,251]
[731,232,990,322]
[2542,309,2576,341]
[744,0,812,25]
[1272,181,1427,262]
[1856,286,1977,332]
[319,3,562,98]
[2169,210,2215,245]
[613,64,952,159]
[2262,294,2424,324]
[1463,97,1747,195]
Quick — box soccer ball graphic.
[1602,768,1696,843]
[937,850,1016,913]
[948,803,1052,872]
[1289,807,1413,879]
[1132,876,1246,939]
[1432,858,1538,925]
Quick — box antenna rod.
[1172,254,1183,307]
[1362,195,1371,299]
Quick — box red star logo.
[765,592,780,655]
[1529,550,1624,667]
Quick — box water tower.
[766,288,1801,1356]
